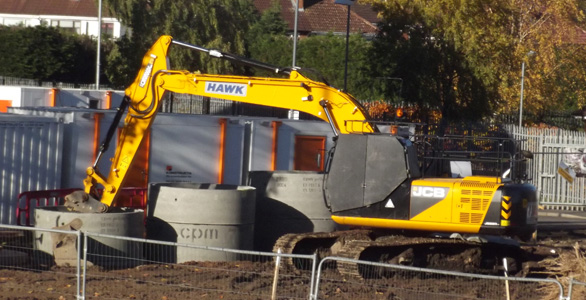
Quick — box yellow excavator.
[64,35,376,212]
[65,35,538,275]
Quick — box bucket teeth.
[64,191,108,213]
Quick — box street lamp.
[292,0,299,67]
[519,50,536,127]
[335,0,356,92]
[96,0,102,90]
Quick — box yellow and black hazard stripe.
[501,195,512,226]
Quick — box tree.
[245,5,375,101]
[246,1,293,73]
[105,35,141,88]
[104,0,256,75]
[507,0,586,116]
[0,26,97,84]
[363,0,586,122]
[296,33,374,100]
[363,0,504,121]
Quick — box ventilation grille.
[459,186,495,224]
[461,182,499,189]
[459,212,485,224]
[460,213,470,223]
[471,213,483,224]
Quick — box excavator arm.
[64,35,375,212]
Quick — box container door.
[294,135,326,171]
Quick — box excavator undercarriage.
[274,229,540,279]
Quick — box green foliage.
[297,33,374,99]
[245,5,374,100]
[248,1,288,36]
[246,1,293,71]
[104,36,143,89]
[104,0,256,74]
[0,26,97,83]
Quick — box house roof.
[253,0,379,35]
[0,0,112,18]
[1,0,378,34]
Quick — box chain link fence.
[315,257,565,300]
[0,224,82,299]
[0,224,582,299]
[0,75,108,90]
[81,232,316,299]
[568,278,586,299]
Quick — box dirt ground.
[1,227,586,300]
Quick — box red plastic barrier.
[16,188,147,226]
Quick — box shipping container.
[5,107,338,224]
[0,113,63,224]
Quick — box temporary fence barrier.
[314,256,565,300]
[0,75,108,89]
[16,188,80,226]
[568,278,586,300]
[80,232,318,300]
[16,188,147,226]
[0,224,81,299]
[2,224,585,299]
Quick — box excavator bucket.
[64,191,108,213]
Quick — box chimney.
[298,0,304,10]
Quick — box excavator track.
[335,235,525,279]
[275,231,527,279]
[273,230,372,270]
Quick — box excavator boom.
[65,35,375,211]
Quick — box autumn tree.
[362,0,586,123]
[506,0,586,117]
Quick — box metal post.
[519,51,535,127]
[292,0,299,67]
[81,233,88,299]
[95,0,102,90]
[343,5,350,92]
[519,61,525,128]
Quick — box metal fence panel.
[315,257,564,300]
[81,232,316,299]
[568,278,586,299]
[506,125,586,210]
[163,93,291,118]
[0,75,107,89]
[0,224,576,300]
[0,224,81,299]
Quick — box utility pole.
[292,0,299,67]
[95,0,102,90]
[335,0,355,92]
